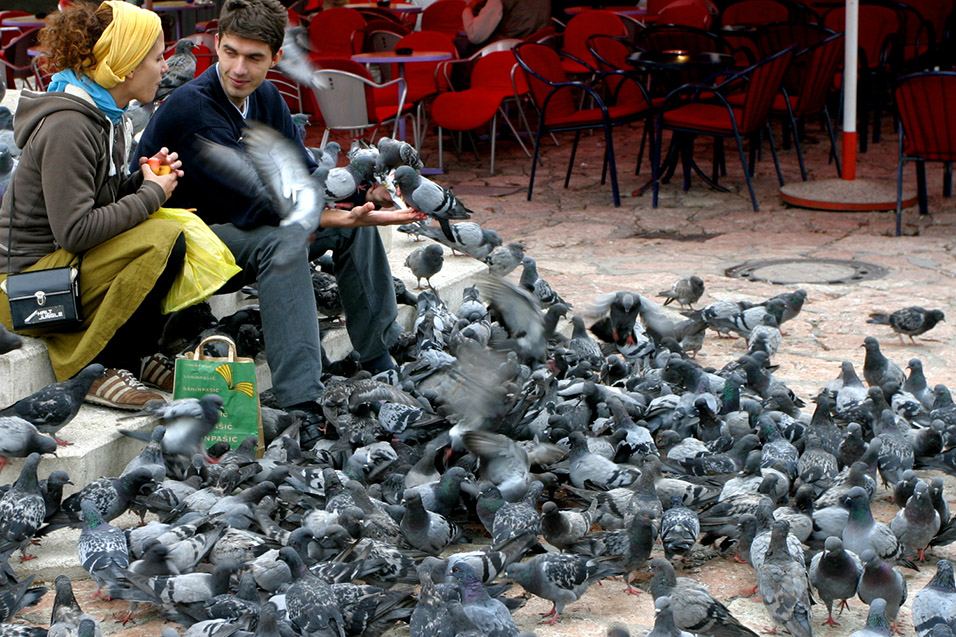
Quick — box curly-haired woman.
[0,1,187,409]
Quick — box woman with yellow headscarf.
[0,2,189,409]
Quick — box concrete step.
[2,227,490,583]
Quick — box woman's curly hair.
[38,2,113,76]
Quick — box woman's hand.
[139,147,183,202]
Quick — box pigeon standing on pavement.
[912,559,956,636]
[540,500,596,550]
[851,598,893,637]
[405,244,444,290]
[0,453,46,561]
[400,490,461,555]
[658,275,705,310]
[154,39,197,101]
[277,546,347,637]
[660,495,700,562]
[648,596,695,637]
[449,562,518,637]
[77,500,129,599]
[757,520,813,637]
[649,558,760,637]
[863,337,906,388]
[505,552,621,624]
[868,307,946,344]
[519,257,567,308]
[843,486,906,562]
[890,479,940,561]
[0,573,47,624]
[809,536,863,626]
[858,549,907,631]
[0,364,104,446]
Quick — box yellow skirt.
[0,218,184,381]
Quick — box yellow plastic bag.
[150,207,242,314]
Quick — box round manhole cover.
[725,258,887,285]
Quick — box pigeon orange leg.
[732,553,747,564]
[542,612,562,626]
[918,549,926,561]
[623,576,642,595]
[53,436,73,446]
[822,613,840,627]
[540,604,557,619]
[839,599,850,614]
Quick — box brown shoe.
[85,368,165,410]
[140,353,175,392]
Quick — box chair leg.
[635,119,649,176]
[944,161,953,198]
[735,131,759,211]
[748,133,758,177]
[916,160,928,215]
[790,114,807,181]
[566,131,582,189]
[489,114,497,176]
[822,106,841,177]
[766,124,784,187]
[321,129,330,149]
[528,123,545,201]
[653,120,664,208]
[681,136,693,192]
[604,122,621,207]
[896,132,904,237]
[499,106,531,158]
[438,126,444,172]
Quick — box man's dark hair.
[218,0,286,55]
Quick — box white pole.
[843,0,858,179]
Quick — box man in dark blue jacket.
[136,0,423,442]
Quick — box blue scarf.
[48,70,126,124]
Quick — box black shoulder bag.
[1,178,84,331]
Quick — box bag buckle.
[34,290,47,306]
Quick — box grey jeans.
[211,222,401,408]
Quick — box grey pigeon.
[410,566,455,637]
[0,453,46,561]
[485,243,525,277]
[309,141,340,173]
[52,467,155,528]
[505,552,621,624]
[843,487,905,563]
[405,244,444,289]
[376,137,423,176]
[48,574,102,637]
[570,515,654,594]
[851,598,892,637]
[195,121,329,243]
[0,323,21,356]
[119,394,223,464]
[567,431,639,490]
[433,531,537,584]
[480,274,547,364]
[648,596,695,637]
[400,490,461,555]
[277,546,347,637]
[122,425,166,483]
[325,149,376,202]
[912,559,956,636]
[0,573,46,624]
[868,307,945,344]
[519,257,567,308]
[649,557,760,637]
[393,165,471,221]
[77,500,129,598]
[0,417,58,472]
[275,26,329,92]
[875,409,915,488]
[449,562,518,637]
[890,479,940,561]
[862,336,906,389]
[491,481,543,544]
[540,500,596,550]
[568,316,604,368]
[660,495,700,562]
[858,549,907,629]
[809,536,863,626]
[155,39,197,101]
[761,288,807,325]
[588,290,641,347]
[658,275,705,310]
[756,519,813,637]
[414,220,500,260]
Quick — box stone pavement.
[9,113,956,636]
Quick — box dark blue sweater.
[135,66,317,229]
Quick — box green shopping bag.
[173,335,264,456]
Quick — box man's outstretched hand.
[321,202,427,228]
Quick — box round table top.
[1,15,47,28]
[628,50,734,70]
[352,50,452,63]
[565,5,649,16]
[347,3,423,13]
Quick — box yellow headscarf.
[89,1,163,89]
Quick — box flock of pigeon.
[2,72,956,637]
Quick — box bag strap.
[192,335,238,362]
